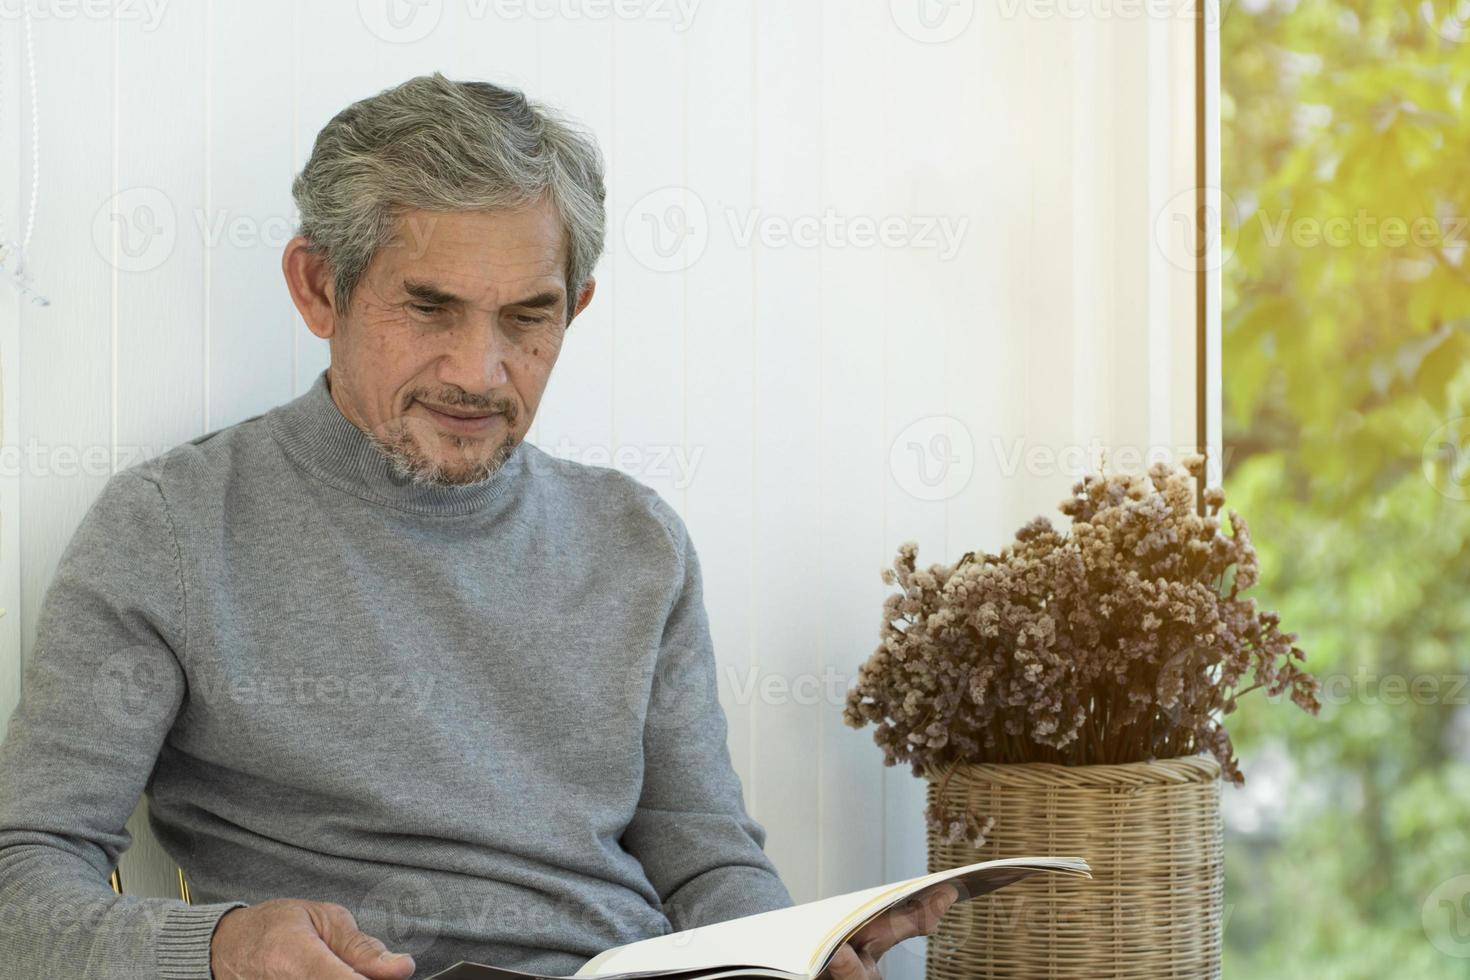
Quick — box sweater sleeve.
[0,465,245,980]
[619,502,795,933]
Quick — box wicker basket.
[923,755,1223,980]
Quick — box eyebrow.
[402,279,464,306]
[401,279,564,310]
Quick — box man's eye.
[409,303,442,315]
[511,313,545,325]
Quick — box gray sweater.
[0,368,792,979]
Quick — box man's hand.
[819,883,959,980]
[209,898,416,980]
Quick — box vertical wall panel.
[607,20,688,507]
[209,0,299,430]
[0,17,22,723]
[814,0,888,908]
[680,1,757,786]
[15,12,115,686]
[0,13,21,719]
[749,0,825,906]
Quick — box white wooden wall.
[0,3,1205,976]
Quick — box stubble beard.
[368,419,519,488]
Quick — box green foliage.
[1221,1,1470,976]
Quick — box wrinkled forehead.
[370,204,570,301]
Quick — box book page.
[574,882,898,978]
[575,857,1090,980]
[806,857,1092,975]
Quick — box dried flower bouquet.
[843,455,1321,845]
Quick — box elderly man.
[0,73,952,979]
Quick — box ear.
[567,276,597,326]
[282,236,343,340]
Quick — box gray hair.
[290,72,606,317]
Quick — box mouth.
[418,401,503,434]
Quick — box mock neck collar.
[265,368,526,517]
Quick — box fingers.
[311,902,417,980]
[289,939,379,980]
[920,883,959,927]
[855,883,960,963]
[824,943,879,980]
[210,897,416,980]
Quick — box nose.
[438,322,510,393]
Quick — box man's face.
[317,199,587,487]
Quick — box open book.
[425,856,1091,980]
